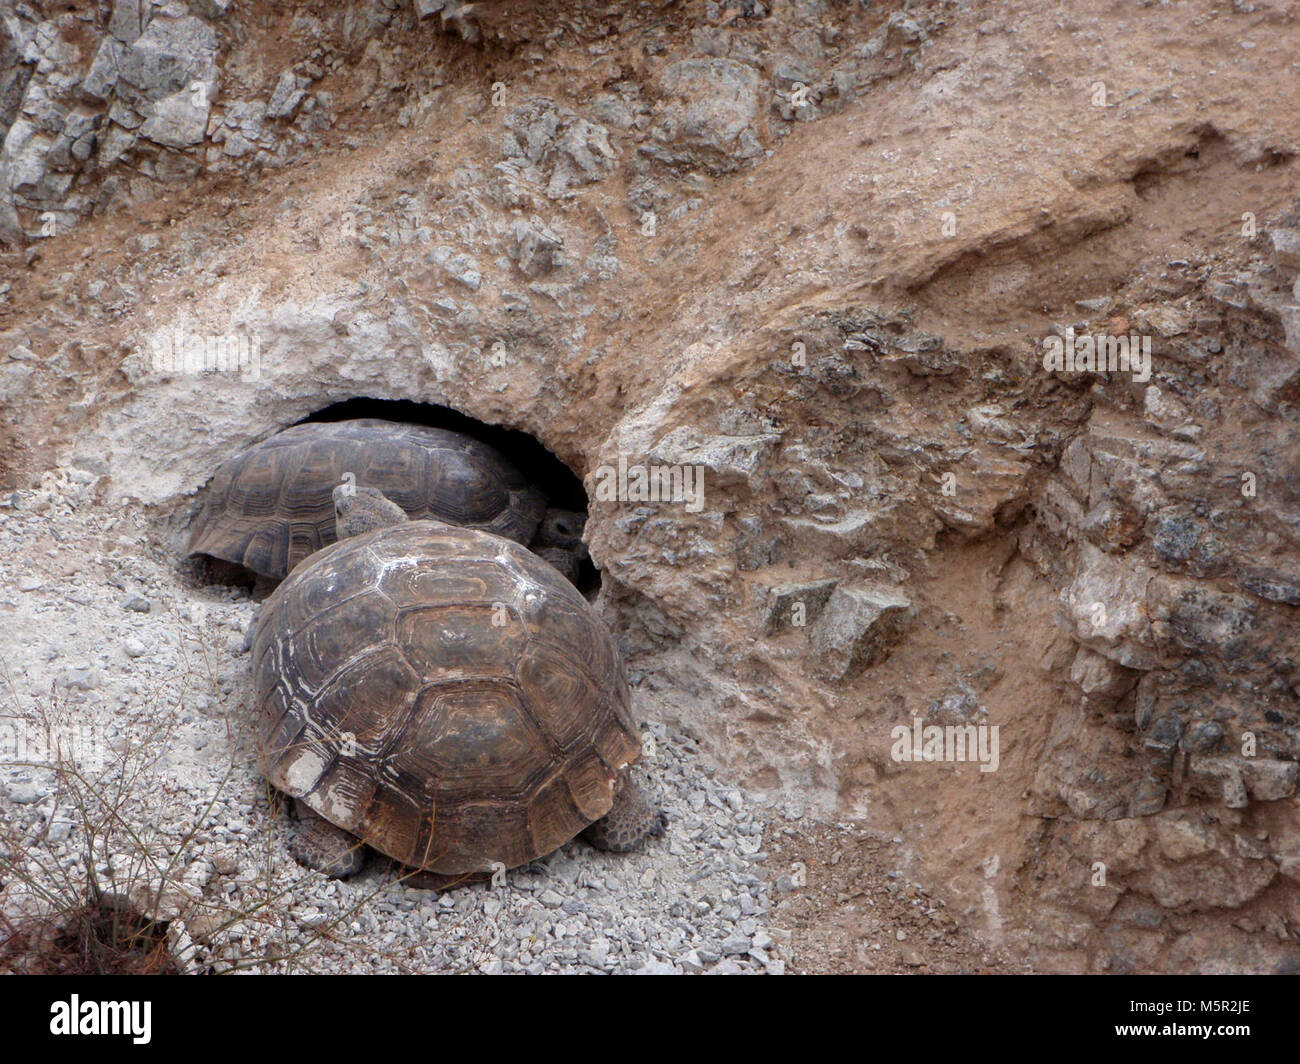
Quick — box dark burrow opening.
[299,398,586,508]
[299,398,600,595]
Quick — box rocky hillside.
[1,0,1299,973]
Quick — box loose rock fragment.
[810,585,915,682]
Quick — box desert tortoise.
[188,419,573,583]
[251,485,663,881]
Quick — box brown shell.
[188,420,546,581]
[252,520,640,874]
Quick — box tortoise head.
[530,508,589,584]
[532,508,589,560]
[332,485,409,539]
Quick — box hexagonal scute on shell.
[273,539,388,634]
[514,586,617,679]
[275,590,400,697]
[591,691,640,773]
[267,732,335,800]
[353,445,433,511]
[278,443,340,514]
[377,552,516,610]
[285,518,332,571]
[251,621,285,697]
[395,680,555,802]
[514,641,608,751]
[305,646,423,759]
[563,752,621,821]
[223,448,276,514]
[526,768,607,858]
[396,604,528,679]
[243,526,282,578]
[425,455,511,526]
[497,537,576,595]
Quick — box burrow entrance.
[188,397,599,594]
[299,398,587,513]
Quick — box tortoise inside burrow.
[251,485,665,883]
[187,418,589,587]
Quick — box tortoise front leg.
[288,799,367,878]
[580,776,667,853]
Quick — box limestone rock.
[0,360,34,403]
[508,219,563,277]
[648,428,782,491]
[1061,543,1158,670]
[139,88,210,149]
[1138,855,1276,911]
[267,71,309,119]
[926,447,1032,537]
[1269,227,1300,270]
[809,585,915,682]
[1154,812,1217,862]
[646,59,765,172]
[1186,756,1248,809]
[1241,759,1297,802]
[108,0,147,45]
[81,38,125,102]
[503,100,616,199]
[1069,647,1138,711]
[117,16,218,102]
[758,579,838,636]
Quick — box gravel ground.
[0,481,785,974]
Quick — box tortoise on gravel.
[188,419,581,585]
[251,485,664,882]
